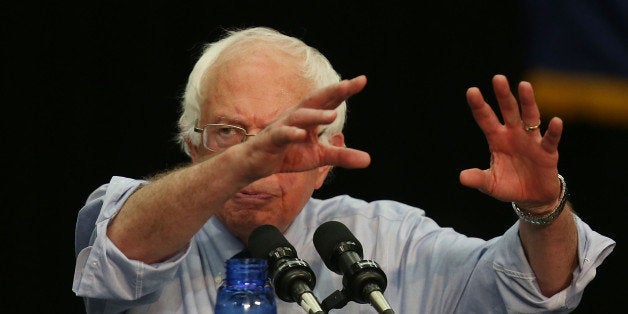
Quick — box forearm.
[518,202,578,296]
[107,148,256,263]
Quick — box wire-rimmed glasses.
[194,122,257,152]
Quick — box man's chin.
[216,211,280,242]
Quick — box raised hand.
[460,74,563,210]
[241,75,371,178]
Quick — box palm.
[461,75,563,205]
[243,76,371,178]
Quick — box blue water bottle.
[215,258,277,314]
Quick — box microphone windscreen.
[313,220,363,271]
[248,224,296,259]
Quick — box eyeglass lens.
[204,125,247,150]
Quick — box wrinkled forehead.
[206,40,312,89]
[199,42,314,123]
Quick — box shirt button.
[214,273,223,284]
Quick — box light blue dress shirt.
[73,176,615,313]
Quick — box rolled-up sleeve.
[485,215,615,312]
[73,176,191,312]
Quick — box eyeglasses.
[194,122,257,152]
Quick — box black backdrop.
[5,1,625,313]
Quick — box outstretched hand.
[240,75,371,179]
[460,75,563,209]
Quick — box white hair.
[177,26,347,157]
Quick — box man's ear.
[186,138,201,163]
[328,132,345,147]
[314,132,346,188]
[314,165,332,189]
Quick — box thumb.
[460,168,487,190]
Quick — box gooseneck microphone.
[248,225,324,314]
[313,221,395,314]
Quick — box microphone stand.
[321,289,350,313]
[320,287,394,314]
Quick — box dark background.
[4,1,625,313]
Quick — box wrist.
[512,174,568,226]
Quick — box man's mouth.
[233,190,275,201]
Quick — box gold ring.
[523,121,541,132]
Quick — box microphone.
[313,221,395,314]
[248,225,324,314]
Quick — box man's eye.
[217,127,238,136]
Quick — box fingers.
[321,145,371,169]
[459,168,489,192]
[265,125,308,148]
[262,75,364,146]
[266,108,337,146]
[300,75,367,110]
[284,108,337,130]
[492,74,522,127]
[261,124,371,169]
[518,81,542,133]
[466,87,501,135]
[541,117,563,153]
[471,75,544,134]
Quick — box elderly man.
[73,26,614,313]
